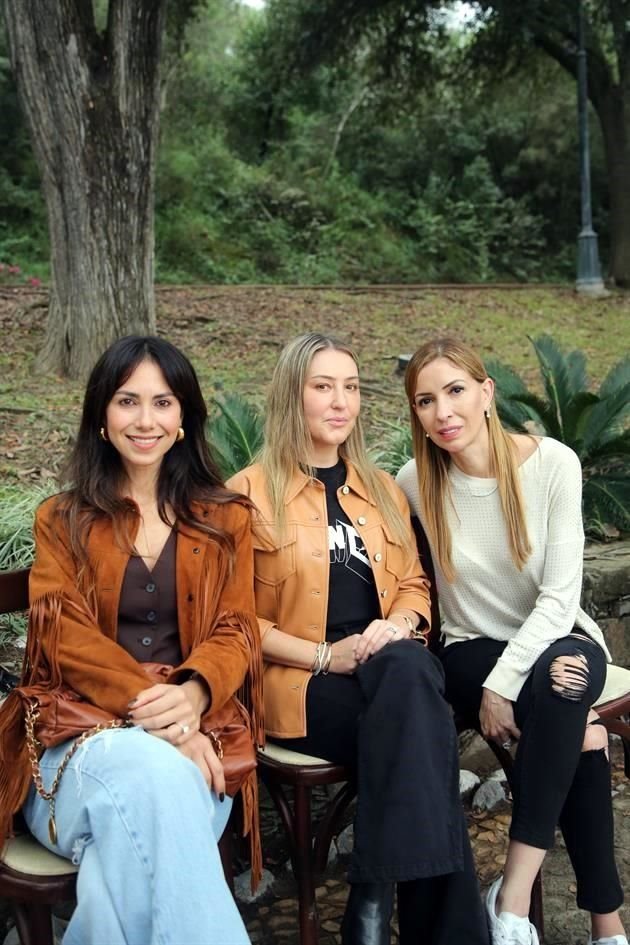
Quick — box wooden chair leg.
[13,901,56,945]
[529,871,544,942]
[313,780,356,874]
[293,783,320,945]
[219,824,234,893]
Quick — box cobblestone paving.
[242,745,630,945]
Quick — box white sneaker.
[485,878,540,945]
[587,937,629,945]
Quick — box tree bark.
[4,0,167,378]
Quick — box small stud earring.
[99,427,108,442]
[425,432,430,439]
[176,426,185,442]
[485,405,492,419]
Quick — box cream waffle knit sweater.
[397,437,609,702]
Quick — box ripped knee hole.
[549,652,590,703]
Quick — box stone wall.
[582,539,630,668]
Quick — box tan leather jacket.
[228,462,432,738]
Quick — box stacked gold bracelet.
[312,641,332,675]
[390,612,428,644]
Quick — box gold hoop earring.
[176,427,185,442]
[99,427,108,442]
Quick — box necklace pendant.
[48,814,58,845]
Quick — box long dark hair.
[57,335,248,567]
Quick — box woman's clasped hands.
[329,617,409,673]
[128,679,225,794]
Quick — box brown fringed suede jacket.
[0,495,264,879]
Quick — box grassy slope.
[0,284,628,483]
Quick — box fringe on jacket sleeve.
[0,592,64,844]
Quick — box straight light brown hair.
[404,337,532,581]
[260,332,410,545]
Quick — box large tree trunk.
[4,0,167,378]
[595,84,630,287]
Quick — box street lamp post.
[576,0,605,294]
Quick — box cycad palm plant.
[487,335,630,537]
[207,394,264,480]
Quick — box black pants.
[442,634,623,914]
[271,640,489,944]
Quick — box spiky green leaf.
[207,394,264,479]
[582,382,630,454]
[583,474,630,533]
[599,356,630,401]
[370,419,413,475]
[528,334,578,439]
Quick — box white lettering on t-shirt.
[328,520,372,582]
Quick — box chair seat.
[594,663,630,707]
[0,834,78,877]
[258,743,335,767]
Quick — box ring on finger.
[501,739,511,750]
[386,625,398,639]
[177,722,190,735]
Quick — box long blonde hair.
[405,337,532,581]
[260,332,409,544]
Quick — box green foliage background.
[0,0,609,284]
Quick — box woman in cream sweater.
[397,336,625,945]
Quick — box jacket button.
[374,553,382,562]
[341,485,350,495]
[146,611,157,623]
[145,582,156,593]
[380,589,388,598]
[192,547,200,554]
[141,636,153,647]
[357,516,366,525]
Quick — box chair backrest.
[410,516,441,651]
[0,567,30,615]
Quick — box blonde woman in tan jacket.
[229,332,489,945]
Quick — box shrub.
[488,336,630,537]
[0,481,56,650]
[207,394,264,479]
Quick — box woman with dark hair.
[229,332,488,945]
[0,336,261,945]
[398,337,626,945]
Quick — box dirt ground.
[1,282,629,482]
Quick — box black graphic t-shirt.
[315,461,380,642]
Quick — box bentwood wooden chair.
[413,517,630,943]
[257,743,356,945]
[0,567,235,945]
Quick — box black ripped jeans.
[442,633,624,914]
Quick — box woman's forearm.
[262,627,320,670]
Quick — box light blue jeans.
[23,726,251,945]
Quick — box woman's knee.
[531,638,603,705]
[65,728,203,795]
[375,639,444,687]
[582,714,609,754]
